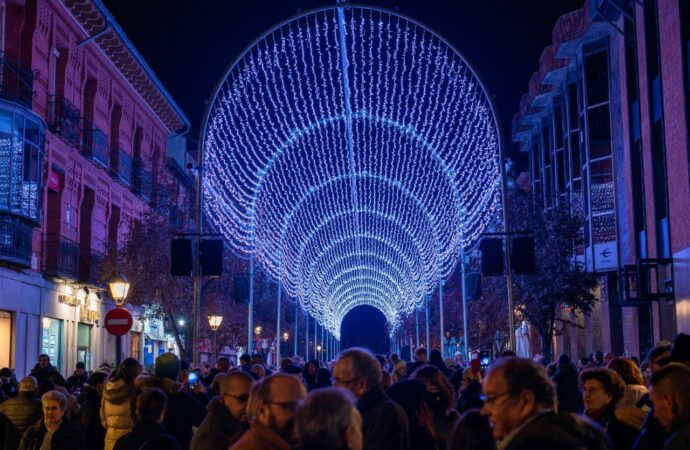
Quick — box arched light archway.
[202,5,501,338]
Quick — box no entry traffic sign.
[104,307,133,336]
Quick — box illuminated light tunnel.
[202,5,501,339]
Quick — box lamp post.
[282,331,289,357]
[108,274,130,367]
[208,315,223,364]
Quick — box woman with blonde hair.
[100,358,141,450]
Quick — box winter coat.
[455,379,483,415]
[585,403,637,450]
[632,407,668,450]
[357,386,410,450]
[503,411,611,450]
[663,406,690,450]
[551,362,580,413]
[112,418,180,450]
[66,373,87,393]
[230,421,291,450]
[0,391,43,450]
[190,398,247,450]
[18,418,86,450]
[135,375,206,450]
[100,378,137,450]
[28,364,60,385]
[78,384,106,450]
[620,384,648,408]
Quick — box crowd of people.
[1,334,690,449]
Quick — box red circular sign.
[104,307,133,336]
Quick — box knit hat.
[155,353,181,380]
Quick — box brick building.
[513,0,690,359]
[0,0,192,376]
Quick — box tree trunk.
[540,329,553,363]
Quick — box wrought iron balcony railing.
[76,247,105,287]
[0,213,33,266]
[110,149,132,186]
[132,159,153,201]
[0,52,33,108]
[43,233,80,279]
[48,96,80,147]
[81,121,108,168]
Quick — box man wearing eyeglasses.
[481,357,610,450]
[333,348,410,450]
[191,371,253,450]
[231,373,307,450]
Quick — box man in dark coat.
[135,353,206,450]
[0,368,18,400]
[18,390,85,450]
[649,363,690,450]
[190,371,253,450]
[551,354,580,413]
[78,372,108,450]
[113,388,179,450]
[29,355,60,386]
[333,347,410,450]
[0,376,42,450]
[66,363,87,394]
[481,357,610,450]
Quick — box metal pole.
[305,313,309,361]
[116,336,122,367]
[425,296,430,350]
[294,303,298,358]
[276,282,282,367]
[248,254,254,354]
[314,318,317,360]
[439,279,444,355]
[213,330,217,365]
[499,150,516,351]
[320,323,324,362]
[415,309,420,348]
[192,161,203,367]
[460,249,470,362]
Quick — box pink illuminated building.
[0,0,191,376]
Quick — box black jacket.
[78,385,106,450]
[67,373,87,393]
[135,376,206,450]
[590,403,639,450]
[663,406,690,450]
[357,386,410,450]
[0,391,43,450]
[18,418,86,450]
[112,419,180,450]
[632,407,668,450]
[551,363,580,413]
[504,411,611,450]
[29,365,60,386]
[456,379,483,415]
[190,398,247,450]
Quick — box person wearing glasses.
[231,373,307,450]
[333,348,410,450]
[480,357,609,450]
[191,371,253,450]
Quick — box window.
[0,310,11,368]
[130,331,141,361]
[77,323,91,371]
[41,317,62,372]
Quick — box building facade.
[513,0,690,360]
[0,0,190,377]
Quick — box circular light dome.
[202,5,501,338]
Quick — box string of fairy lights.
[202,6,501,338]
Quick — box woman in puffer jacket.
[100,358,141,450]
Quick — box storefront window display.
[77,323,91,371]
[41,317,62,371]
[0,310,12,368]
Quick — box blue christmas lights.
[202,6,501,337]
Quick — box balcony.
[0,52,33,108]
[43,234,80,280]
[81,122,108,168]
[48,96,80,147]
[132,159,153,201]
[110,149,132,186]
[0,213,33,266]
[82,249,105,287]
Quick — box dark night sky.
[103,0,584,165]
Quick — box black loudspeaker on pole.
[171,238,223,277]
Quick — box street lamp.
[108,274,130,307]
[109,274,130,366]
[208,315,223,364]
[254,325,262,336]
